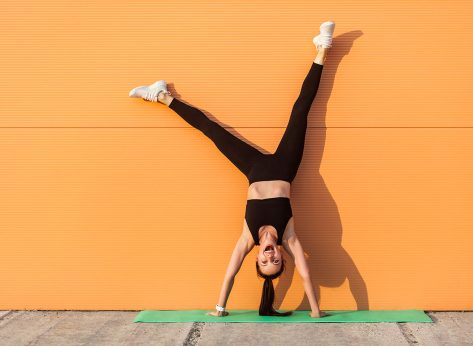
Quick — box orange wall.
[1,1,472,310]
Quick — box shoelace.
[317,34,333,47]
[144,89,171,102]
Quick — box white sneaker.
[313,21,336,50]
[128,80,171,102]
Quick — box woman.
[129,21,336,318]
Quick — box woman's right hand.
[206,310,229,317]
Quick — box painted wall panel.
[0,1,472,127]
[1,128,472,310]
[0,1,472,309]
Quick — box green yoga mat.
[134,309,432,323]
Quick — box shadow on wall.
[273,30,369,311]
[169,30,368,310]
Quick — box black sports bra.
[245,197,293,246]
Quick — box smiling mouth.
[264,245,274,252]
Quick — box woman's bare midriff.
[246,180,291,200]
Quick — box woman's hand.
[309,310,330,318]
[206,310,229,317]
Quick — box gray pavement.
[0,310,472,345]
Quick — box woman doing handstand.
[129,21,336,318]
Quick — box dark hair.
[255,258,293,316]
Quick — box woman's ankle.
[314,49,328,65]
[158,92,173,106]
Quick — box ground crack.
[397,322,419,345]
[183,322,205,345]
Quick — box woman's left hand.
[309,310,330,318]
[206,310,229,317]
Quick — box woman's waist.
[247,180,291,200]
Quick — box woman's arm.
[207,233,251,316]
[283,235,322,315]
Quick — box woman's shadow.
[168,30,368,311]
[273,31,369,311]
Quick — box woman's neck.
[259,227,278,242]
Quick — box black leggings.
[168,61,323,184]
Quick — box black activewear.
[168,62,323,245]
[245,197,293,245]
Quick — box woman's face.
[256,242,282,276]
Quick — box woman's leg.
[274,49,328,176]
[160,94,264,177]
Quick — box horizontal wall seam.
[2,127,473,129]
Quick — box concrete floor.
[0,310,472,345]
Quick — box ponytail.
[256,260,293,316]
